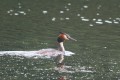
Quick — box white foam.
[81,18,89,21]
[77,14,80,16]
[95,21,103,24]
[80,17,84,19]
[7,9,27,16]
[96,13,100,15]
[68,3,71,6]
[60,11,64,13]
[64,6,70,11]
[55,68,75,73]
[81,8,83,10]
[89,24,93,26]
[75,66,96,73]
[105,20,112,23]
[80,70,94,73]
[113,21,119,24]
[14,13,19,15]
[60,18,64,20]
[103,47,107,49]
[83,5,88,8]
[97,5,102,9]
[93,18,96,21]
[27,9,31,12]
[7,11,11,13]
[18,6,22,8]
[54,66,95,73]
[18,3,21,6]
[97,19,102,21]
[64,6,67,8]
[66,8,70,11]
[52,17,56,21]
[0,48,75,58]
[65,17,70,20]
[18,11,25,14]
[42,11,48,14]
[113,20,119,24]
[7,9,14,13]
[116,18,120,21]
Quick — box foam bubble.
[14,13,19,15]
[81,18,89,21]
[60,11,64,13]
[68,3,71,6]
[96,13,100,15]
[7,9,14,13]
[103,47,107,49]
[83,5,88,8]
[66,8,70,11]
[18,3,21,6]
[113,21,119,24]
[89,24,93,26]
[65,17,70,20]
[52,17,56,21]
[77,14,80,16]
[105,20,112,23]
[18,6,22,8]
[42,11,48,14]
[60,18,64,20]
[97,5,102,9]
[116,18,120,21]
[97,19,102,21]
[95,21,103,24]
[93,18,96,21]
[81,16,84,19]
[27,9,31,11]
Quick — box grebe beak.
[69,37,77,41]
[65,33,77,41]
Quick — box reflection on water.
[1,53,120,80]
[0,0,120,80]
[58,76,67,80]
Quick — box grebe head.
[59,32,77,41]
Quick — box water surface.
[0,0,120,80]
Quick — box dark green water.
[0,0,120,80]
